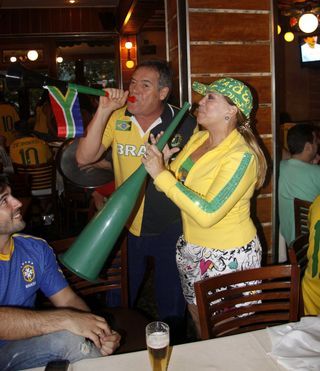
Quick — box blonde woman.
[142,78,267,335]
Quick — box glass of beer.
[146,321,170,371]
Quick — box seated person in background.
[0,92,20,146]
[279,124,320,246]
[302,194,320,315]
[0,175,120,370]
[9,120,53,166]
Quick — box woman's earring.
[225,116,230,121]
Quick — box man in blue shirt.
[0,175,120,370]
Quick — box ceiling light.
[125,41,133,50]
[27,50,39,61]
[284,32,295,42]
[126,60,135,69]
[10,56,17,63]
[56,56,63,63]
[277,25,281,35]
[298,13,319,33]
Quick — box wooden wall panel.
[260,224,273,262]
[166,0,180,105]
[170,50,180,103]
[166,0,177,19]
[255,107,272,136]
[0,8,108,35]
[167,19,178,51]
[262,137,273,160]
[188,0,270,10]
[190,45,270,74]
[260,174,273,195]
[189,13,269,41]
[256,196,272,224]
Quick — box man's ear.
[304,141,312,153]
[159,87,170,101]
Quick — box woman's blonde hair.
[225,96,267,189]
[236,112,267,189]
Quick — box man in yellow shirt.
[9,136,52,166]
[0,95,19,146]
[302,194,320,315]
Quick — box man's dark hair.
[136,60,172,97]
[0,174,9,194]
[287,124,316,155]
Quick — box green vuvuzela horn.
[59,102,191,281]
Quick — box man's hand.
[63,310,112,350]
[142,133,180,179]
[98,88,129,112]
[149,132,180,164]
[99,330,121,356]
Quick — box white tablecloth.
[27,327,285,371]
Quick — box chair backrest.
[288,233,309,276]
[49,233,128,308]
[13,161,56,196]
[194,264,300,340]
[294,198,312,238]
[288,233,309,318]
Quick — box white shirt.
[301,42,320,62]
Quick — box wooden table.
[27,327,286,371]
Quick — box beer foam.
[147,332,169,349]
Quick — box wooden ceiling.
[278,0,320,16]
[0,0,165,34]
[4,1,312,35]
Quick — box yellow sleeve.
[154,152,257,228]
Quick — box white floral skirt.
[176,235,262,304]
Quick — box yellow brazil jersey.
[302,195,320,315]
[9,136,53,166]
[102,104,197,237]
[102,107,150,236]
[0,103,20,146]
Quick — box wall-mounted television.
[299,34,320,67]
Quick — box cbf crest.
[21,261,36,283]
[170,134,183,148]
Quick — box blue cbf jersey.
[0,234,68,346]
[0,233,68,308]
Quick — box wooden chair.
[294,198,312,238]
[288,233,309,317]
[47,234,150,354]
[288,233,309,276]
[194,264,300,340]
[13,161,55,196]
